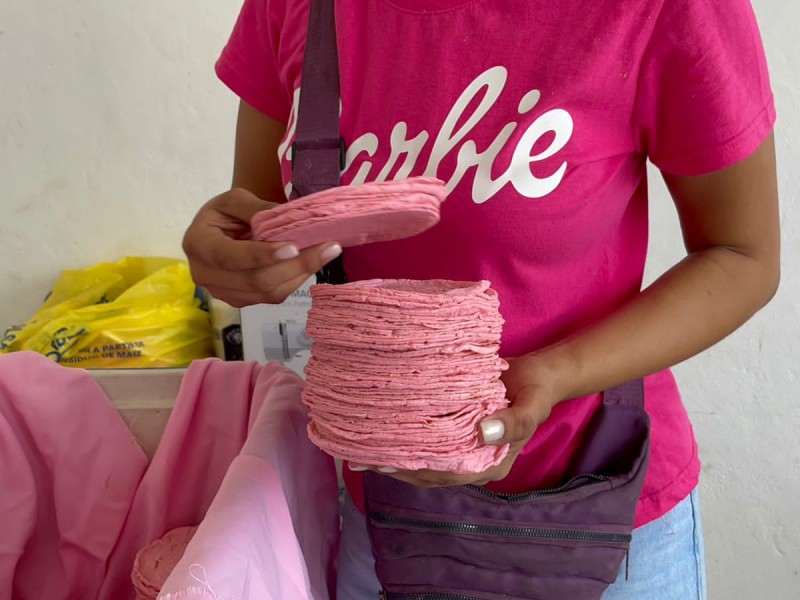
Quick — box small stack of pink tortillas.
[303,279,510,473]
[131,526,197,600]
[250,177,448,249]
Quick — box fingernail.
[320,243,342,263]
[480,419,505,443]
[378,466,398,474]
[273,245,299,261]
[348,464,368,472]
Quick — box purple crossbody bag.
[292,2,650,599]
[363,380,649,600]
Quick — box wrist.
[514,344,579,405]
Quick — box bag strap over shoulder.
[291,0,343,198]
[603,378,644,409]
[290,0,347,284]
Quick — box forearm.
[539,246,780,401]
[231,100,287,202]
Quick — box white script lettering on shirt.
[278,66,574,204]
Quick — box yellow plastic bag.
[1,257,214,368]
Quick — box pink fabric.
[216,0,775,526]
[97,359,265,600]
[0,352,147,600]
[157,364,339,600]
[0,352,337,600]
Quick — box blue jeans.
[336,488,706,599]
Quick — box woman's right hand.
[182,187,342,308]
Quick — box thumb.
[213,187,281,223]
[479,385,552,446]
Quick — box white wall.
[642,3,800,596]
[1,1,797,597]
[0,1,238,319]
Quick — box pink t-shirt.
[216,0,775,526]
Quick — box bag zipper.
[374,474,628,599]
[381,592,484,600]
[625,548,630,581]
[369,511,632,544]
[464,473,609,503]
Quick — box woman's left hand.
[348,354,564,487]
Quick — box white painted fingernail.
[378,466,398,474]
[348,464,368,472]
[273,245,299,260]
[320,243,342,263]
[480,419,505,443]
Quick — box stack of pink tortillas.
[131,526,197,600]
[251,177,447,249]
[303,279,510,473]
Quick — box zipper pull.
[625,548,630,581]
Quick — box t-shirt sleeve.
[634,0,776,176]
[215,0,292,123]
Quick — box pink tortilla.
[310,279,498,307]
[132,526,197,600]
[302,275,512,473]
[302,379,508,406]
[304,358,507,385]
[302,397,507,421]
[262,208,440,249]
[308,346,508,373]
[251,177,448,249]
[308,423,509,473]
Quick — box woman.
[183,0,779,597]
